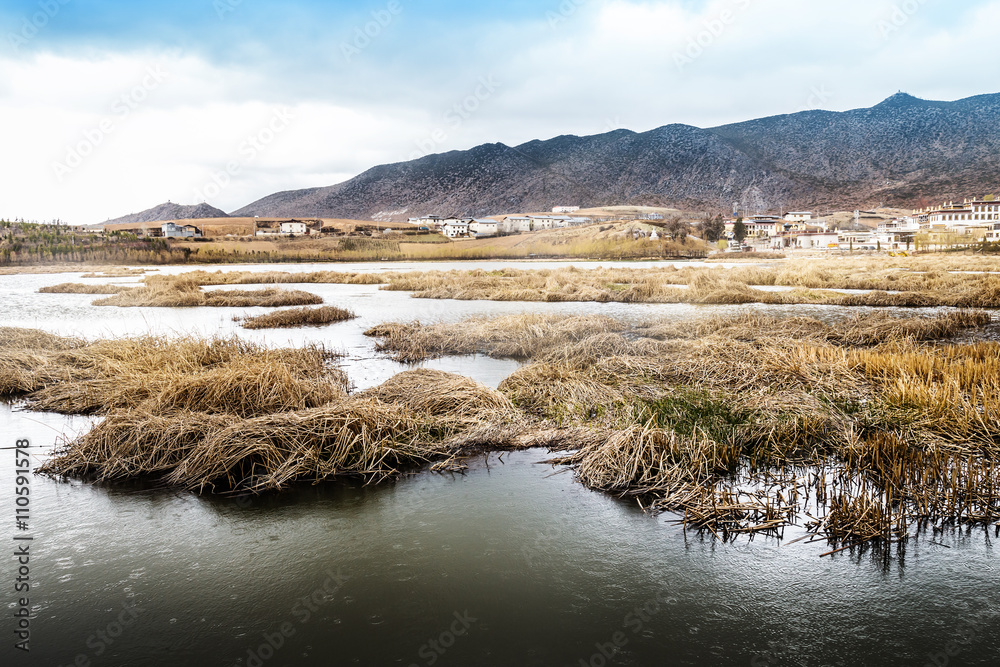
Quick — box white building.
[838,230,877,249]
[924,196,1000,230]
[442,221,471,238]
[280,221,308,236]
[161,222,202,239]
[986,222,1000,243]
[784,212,813,223]
[503,216,532,233]
[469,219,498,237]
[409,215,447,229]
[793,232,840,249]
[528,215,561,230]
[552,206,580,214]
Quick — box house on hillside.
[280,221,308,236]
[443,220,471,238]
[469,219,498,237]
[529,215,562,230]
[784,212,813,223]
[922,196,1000,231]
[502,216,532,233]
[552,206,580,214]
[161,222,203,239]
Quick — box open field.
[163,222,709,262]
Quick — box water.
[2,262,998,666]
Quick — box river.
[1,260,997,666]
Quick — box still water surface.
[2,261,998,666]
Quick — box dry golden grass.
[91,278,323,308]
[25,301,1000,544]
[358,259,1000,308]
[364,313,625,363]
[80,268,149,278]
[0,331,347,416]
[367,309,1000,542]
[39,367,524,492]
[39,283,130,294]
[147,269,388,287]
[237,306,356,330]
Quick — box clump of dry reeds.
[358,369,515,425]
[92,278,323,308]
[237,306,356,330]
[40,398,446,492]
[39,283,131,294]
[0,328,84,394]
[365,309,1000,543]
[0,330,348,416]
[40,368,525,492]
[80,268,149,278]
[364,313,626,363]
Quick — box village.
[725,195,1000,252]
[39,195,1000,258]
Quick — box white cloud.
[2,0,999,223]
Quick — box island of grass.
[8,305,999,550]
[236,306,356,329]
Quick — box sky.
[1,0,998,224]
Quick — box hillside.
[231,93,1000,221]
[101,202,230,226]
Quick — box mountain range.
[112,93,1000,224]
[102,202,230,226]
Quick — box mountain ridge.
[102,202,231,226]
[111,93,1000,223]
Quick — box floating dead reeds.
[40,368,525,492]
[26,302,1000,546]
[364,313,626,363]
[236,305,356,329]
[0,330,347,416]
[40,398,445,492]
[92,278,323,308]
[80,268,149,278]
[39,283,131,294]
[366,310,1000,543]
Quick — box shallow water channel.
[2,261,998,666]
